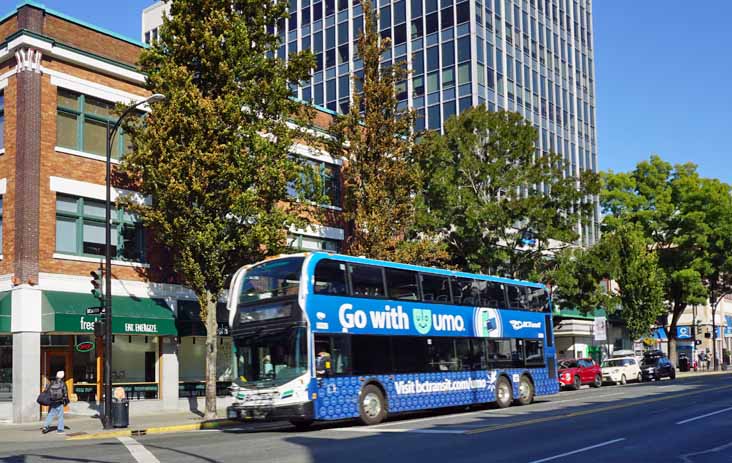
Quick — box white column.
[11,285,42,423]
[160,336,179,410]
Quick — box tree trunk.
[203,291,218,420]
[667,304,684,368]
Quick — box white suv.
[601,357,642,385]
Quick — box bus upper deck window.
[349,264,386,297]
[385,268,419,301]
[480,281,506,308]
[314,259,348,295]
[420,273,451,303]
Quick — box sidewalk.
[1,409,236,443]
[677,369,732,379]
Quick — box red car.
[558,358,602,390]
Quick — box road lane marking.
[676,406,732,425]
[466,384,732,434]
[527,438,626,463]
[680,440,732,462]
[118,436,161,463]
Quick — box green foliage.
[415,106,600,279]
[600,154,732,366]
[328,0,438,263]
[546,246,616,317]
[600,225,666,339]
[123,0,313,305]
[120,0,314,417]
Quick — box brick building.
[0,1,343,423]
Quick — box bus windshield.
[234,326,308,388]
[237,257,304,306]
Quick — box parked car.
[640,355,676,381]
[601,357,642,385]
[558,358,602,390]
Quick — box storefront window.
[73,335,97,401]
[112,336,159,399]
[178,337,233,397]
[0,336,10,402]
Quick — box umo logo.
[338,304,465,333]
[414,308,465,334]
[509,320,541,330]
[413,308,432,334]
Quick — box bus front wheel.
[495,377,513,408]
[358,384,387,426]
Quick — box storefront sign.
[75,340,95,352]
[593,317,607,341]
[677,326,692,339]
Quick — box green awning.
[0,292,10,333]
[41,291,176,336]
[555,307,607,320]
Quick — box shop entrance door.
[41,350,72,412]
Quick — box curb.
[66,419,239,441]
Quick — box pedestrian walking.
[42,371,69,434]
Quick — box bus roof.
[303,252,546,289]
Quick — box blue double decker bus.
[226,252,559,427]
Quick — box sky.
[8,0,732,183]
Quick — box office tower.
[142,0,599,244]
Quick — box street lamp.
[103,93,165,429]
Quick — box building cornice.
[0,30,145,84]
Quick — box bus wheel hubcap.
[498,384,509,402]
[519,382,529,399]
[363,393,381,417]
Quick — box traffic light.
[90,268,104,302]
[93,320,105,337]
[697,325,703,335]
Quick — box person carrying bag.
[41,371,69,434]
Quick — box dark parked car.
[640,355,676,381]
[558,358,602,390]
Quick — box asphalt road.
[2,373,732,462]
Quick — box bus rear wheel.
[358,384,387,426]
[515,376,535,406]
[495,377,513,408]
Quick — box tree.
[546,245,616,316]
[121,0,313,419]
[415,106,600,280]
[601,156,711,365]
[548,223,665,341]
[601,225,666,340]
[328,0,439,263]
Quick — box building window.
[0,195,3,253]
[55,194,145,262]
[288,233,341,252]
[0,91,4,149]
[289,156,342,208]
[56,89,134,160]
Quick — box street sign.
[86,306,105,315]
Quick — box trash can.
[111,398,129,428]
[679,356,690,372]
